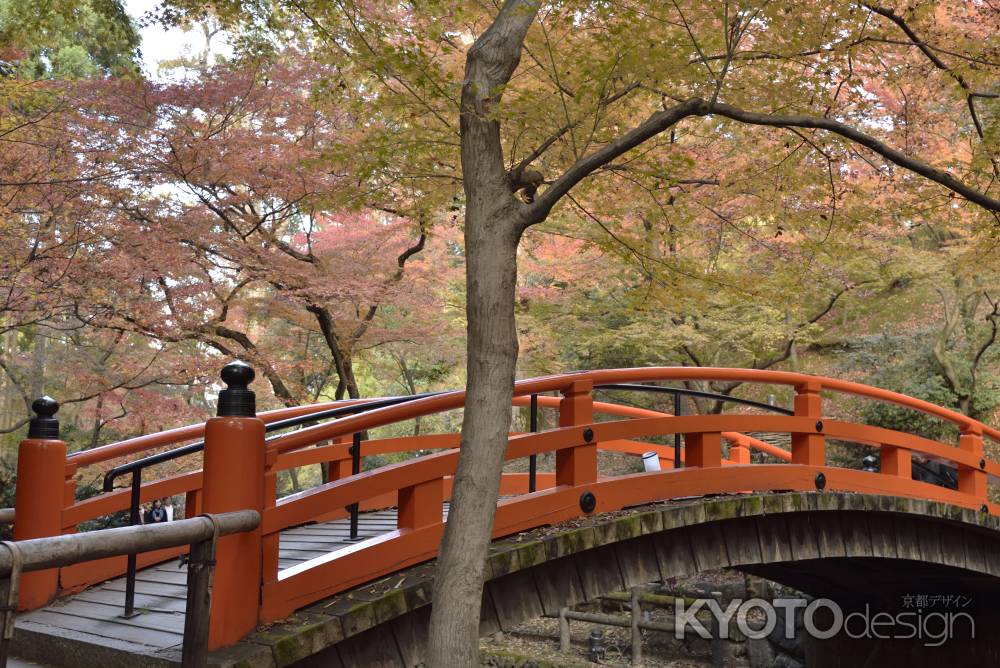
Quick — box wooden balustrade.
[12,364,1000,640]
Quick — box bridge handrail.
[256,403,997,620]
[99,393,444,493]
[15,364,1000,639]
[64,367,997,535]
[66,398,375,467]
[0,509,259,666]
[263,368,1000,455]
[533,395,792,461]
[261,413,989,537]
[68,366,987,474]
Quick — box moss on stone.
[591,520,618,546]
[487,546,521,579]
[513,540,547,569]
[742,495,764,516]
[338,600,377,636]
[704,497,741,522]
[614,514,643,541]
[638,509,663,534]
[368,588,409,624]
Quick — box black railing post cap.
[217,361,256,417]
[28,395,60,439]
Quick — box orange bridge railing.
[10,364,1000,649]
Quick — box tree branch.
[704,101,1000,213]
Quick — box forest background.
[1,0,998,505]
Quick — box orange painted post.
[685,432,722,468]
[184,489,203,518]
[262,455,280,585]
[556,380,596,487]
[791,381,825,465]
[329,434,353,480]
[14,397,67,610]
[880,446,911,479]
[320,437,348,484]
[398,478,444,530]
[958,426,987,504]
[730,436,751,465]
[201,362,266,649]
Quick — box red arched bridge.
[5,365,1000,666]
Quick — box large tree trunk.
[427,2,539,664]
[428,214,521,665]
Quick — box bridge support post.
[14,397,66,610]
[880,446,911,479]
[729,436,751,465]
[329,434,354,481]
[399,478,444,530]
[686,432,722,468]
[556,380,596,487]
[202,362,265,650]
[958,426,986,503]
[791,382,825,465]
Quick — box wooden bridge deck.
[12,507,445,667]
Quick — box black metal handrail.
[99,391,443,617]
[101,391,444,494]
[594,383,795,415]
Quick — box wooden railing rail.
[0,510,259,668]
[256,399,997,620]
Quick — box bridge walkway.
[12,507,434,667]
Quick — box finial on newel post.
[27,396,60,440]
[217,361,256,417]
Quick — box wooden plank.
[917,520,944,565]
[964,530,987,574]
[866,514,898,559]
[532,557,586,616]
[984,532,1000,576]
[937,524,968,570]
[487,569,544,631]
[103,579,188,599]
[478,587,501,637]
[722,518,763,566]
[689,523,731,572]
[133,569,189,586]
[391,606,431,668]
[653,529,697,578]
[573,543,624,601]
[335,625,404,667]
[18,609,183,649]
[46,598,186,634]
[893,515,922,562]
[812,512,847,559]
[755,515,793,563]
[839,513,874,558]
[71,589,188,613]
[786,513,820,561]
[12,619,182,668]
[614,535,661,587]
[281,541,354,552]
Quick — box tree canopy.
[1,1,998,662]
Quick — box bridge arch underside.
[263,492,1000,668]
